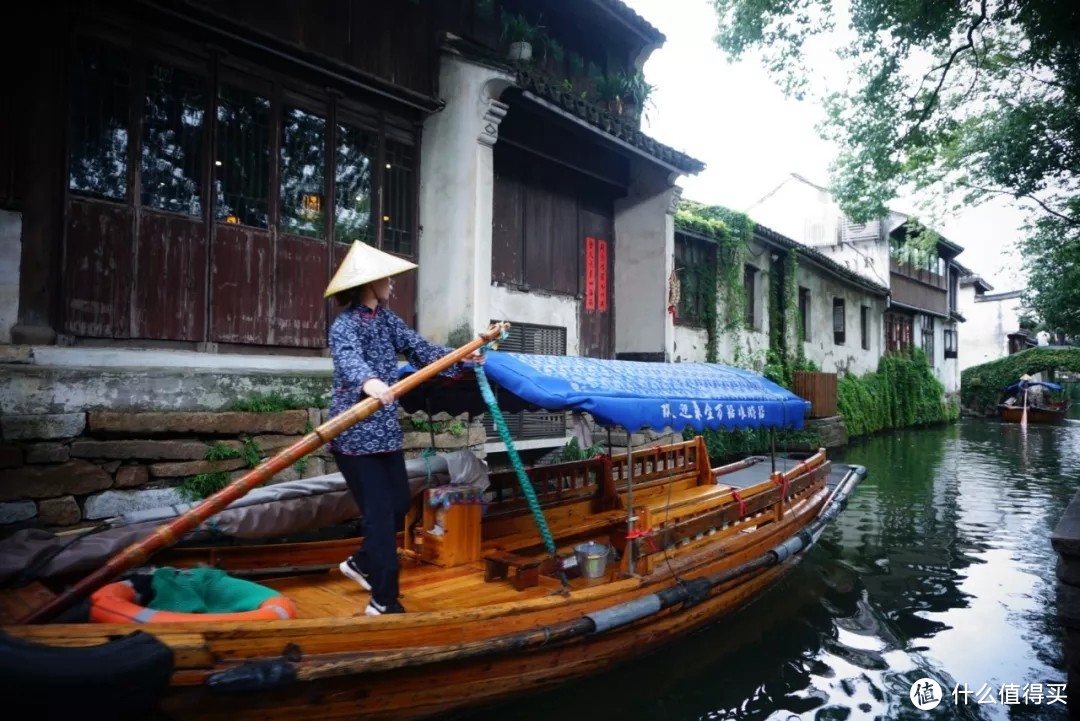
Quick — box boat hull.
[999,405,1069,424]
[159,503,819,721]
[2,447,863,721]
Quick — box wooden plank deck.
[259,556,576,618]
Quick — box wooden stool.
[483,552,543,591]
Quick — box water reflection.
[457,419,1076,721]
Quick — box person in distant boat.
[1026,382,1049,409]
[324,241,485,616]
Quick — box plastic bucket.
[574,542,610,579]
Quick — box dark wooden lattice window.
[68,37,130,201]
[334,122,376,246]
[279,106,326,238]
[141,61,206,215]
[214,84,271,229]
[944,328,957,359]
[833,298,846,345]
[744,265,757,329]
[861,305,870,350]
[383,140,415,257]
[886,312,913,353]
[674,233,716,327]
[483,321,567,441]
[798,287,811,341]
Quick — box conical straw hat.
[324,241,418,298]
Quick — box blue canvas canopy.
[398,351,810,432]
[1005,380,1063,393]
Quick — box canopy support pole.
[624,427,635,576]
[770,428,776,474]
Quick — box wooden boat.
[998,378,1070,424]
[999,404,1069,424]
[0,326,866,721]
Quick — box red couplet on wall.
[597,239,608,312]
[585,236,596,310]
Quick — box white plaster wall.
[672,326,707,363]
[417,56,513,344]
[749,177,839,248]
[796,266,886,377]
[0,210,20,344]
[749,177,891,290]
[957,287,1025,371]
[614,163,678,359]
[489,285,580,356]
[808,240,892,292]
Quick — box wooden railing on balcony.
[890,272,948,315]
[889,257,947,289]
[792,371,838,418]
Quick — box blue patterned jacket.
[328,303,462,456]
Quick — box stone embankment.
[1051,492,1080,708]
[0,409,485,530]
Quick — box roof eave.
[520,90,705,176]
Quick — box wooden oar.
[21,322,511,625]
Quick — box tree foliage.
[711,0,1080,332]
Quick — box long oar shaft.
[22,322,510,624]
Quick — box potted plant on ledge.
[623,72,655,122]
[503,13,543,62]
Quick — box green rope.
[475,339,558,558]
[421,446,437,488]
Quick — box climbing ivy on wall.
[674,200,752,363]
[673,203,823,459]
[838,348,959,437]
[961,347,1080,414]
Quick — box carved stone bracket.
[478,99,509,147]
[666,185,684,215]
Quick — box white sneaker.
[339,558,372,591]
[365,599,406,616]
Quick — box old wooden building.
[0,0,703,367]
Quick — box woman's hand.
[464,351,486,365]
[362,378,395,406]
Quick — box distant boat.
[998,378,1069,424]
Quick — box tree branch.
[959,181,1078,225]
[903,0,989,138]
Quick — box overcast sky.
[622,0,1028,291]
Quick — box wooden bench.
[482,509,627,555]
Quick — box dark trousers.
[334,451,410,606]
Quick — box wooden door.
[579,207,614,359]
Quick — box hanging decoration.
[667,266,680,320]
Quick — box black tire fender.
[0,629,175,721]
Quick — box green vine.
[674,200,752,363]
[838,348,958,437]
[406,417,467,437]
[960,346,1080,414]
[231,392,327,413]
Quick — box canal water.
[459,412,1079,721]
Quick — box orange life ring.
[89,580,296,624]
